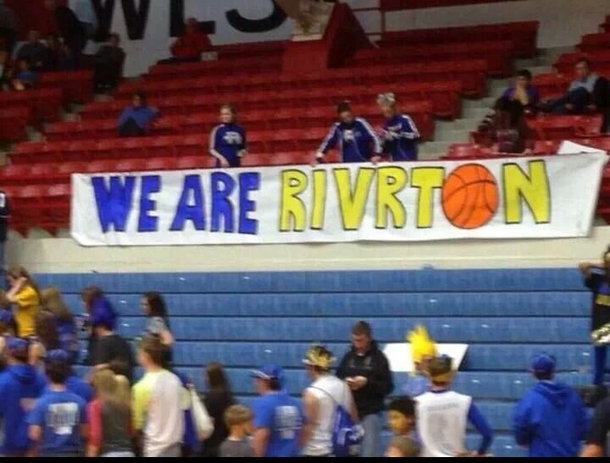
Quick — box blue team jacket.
[117,105,158,130]
[0,364,46,454]
[381,114,420,161]
[318,117,382,163]
[513,381,588,457]
[210,123,247,168]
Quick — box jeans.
[360,413,382,457]
[102,451,135,457]
[594,345,607,385]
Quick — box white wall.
[75,0,609,76]
[8,225,610,273]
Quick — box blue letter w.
[92,176,136,232]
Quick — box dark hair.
[81,285,103,312]
[108,33,120,42]
[576,57,591,68]
[138,335,167,367]
[107,359,131,378]
[352,320,372,337]
[46,359,69,384]
[143,291,170,326]
[133,91,147,104]
[35,311,60,350]
[388,396,416,418]
[206,361,234,397]
[534,371,553,381]
[336,101,351,115]
[516,69,532,81]
[9,339,30,363]
[268,378,282,391]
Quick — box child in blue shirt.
[0,337,46,457]
[117,91,159,137]
[316,101,382,164]
[210,104,248,168]
[26,350,87,457]
[251,365,304,457]
[377,92,420,161]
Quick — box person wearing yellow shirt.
[6,267,40,338]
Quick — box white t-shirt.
[415,390,472,458]
[132,369,187,457]
[303,374,354,457]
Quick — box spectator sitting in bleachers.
[44,0,87,69]
[117,91,159,138]
[93,33,125,94]
[478,97,533,155]
[512,353,588,457]
[377,92,420,161]
[169,17,212,62]
[9,59,38,91]
[15,31,47,73]
[0,0,16,55]
[501,69,540,113]
[210,104,247,168]
[44,35,76,71]
[316,101,382,164]
[540,58,607,114]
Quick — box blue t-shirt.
[26,389,87,456]
[252,392,304,457]
[64,376,94,403]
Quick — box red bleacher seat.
[241,153,270,167]
[145,157,178,171]
[176,156,213,170]
[115,159,147,171]
[555,50,610,75]
[532,73,572,99]
[38,70,93,104]
[57,161,88,177]
[86,160,114,173]
[0,107,30,142]
[528,115,603,140]
[579,33,610,53]
[378,21,539,57]
[175,134,208,157]
[268,152,313,166]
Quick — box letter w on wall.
[92,0,151,41]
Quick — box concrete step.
[418,141,452,159]
[436,117,480,132]
[514,46,574,69]
[434,127,471,142]
[528,65,554,76]
[463,96,496,110]
[463,106,491,120]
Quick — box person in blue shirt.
[251,364,304,457]
[512,353,588,457]
[210,104,248,168]
[44,349,93,403]
[377,92,420,161]
[26,349,88,457]
[117,91,159,137]
[316,101,382,164]
[0,337,46,457]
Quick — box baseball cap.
[45,349,70,364]
[531,353,556,375]
[251,364,283,381]
[6,336,28,353]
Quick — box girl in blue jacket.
[209,104,247,168]
[377,92,420,161]
[316,101,382,164]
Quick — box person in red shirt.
[170,17,211,60]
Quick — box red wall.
[380,0,513,11]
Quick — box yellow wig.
[407,325,437,366]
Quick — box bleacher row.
[36,266,591,458]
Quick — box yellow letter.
[376,166,407,229]
[311,169,327,230]
[411,167,445,228]
[502,160,550,224]
[333,167,375,230]
[279,169,308,232]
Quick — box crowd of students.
[1,266,610,457]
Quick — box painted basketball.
[441,164,499,229]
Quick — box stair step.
[463,106,491,120]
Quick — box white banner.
[70,154,607,247]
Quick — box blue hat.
[0,310,13,324]
[45,349,70,364]
[531,353,556,375]
[90,296,118,329]
[6,337,28,353]
[251,364,283,381]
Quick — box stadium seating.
[36,266,589,457]
[578,33,610,53]
[554,50,610,74]
[377,21,539,57]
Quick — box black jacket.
[336,340,394,417]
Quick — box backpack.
[311,385,364,457]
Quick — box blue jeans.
[361,413,382,457]
[594,345,607,385]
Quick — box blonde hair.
[91,369,130,410]
[224,404,253,428]
[40,286,73,321]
